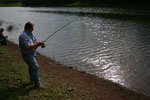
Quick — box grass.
[0,46,73,100]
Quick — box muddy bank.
[3,41,150,100]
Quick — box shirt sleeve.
[23,36,31,49]
[33,34,38,43]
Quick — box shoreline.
[1,41,150,100]
[0,3,150,10]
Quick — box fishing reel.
[41,45,45,48]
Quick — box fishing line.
[43,20,75,43]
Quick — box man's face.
[28,26,34,33]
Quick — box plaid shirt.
[19,31,37,55]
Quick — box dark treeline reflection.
[22,0,150,6]
[0,0,150,6]
[0,0,20,4]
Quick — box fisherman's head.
[24,22,34,33]
[0,28,4,33]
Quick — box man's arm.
[26,42,45,51]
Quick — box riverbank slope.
[0,41,149,100]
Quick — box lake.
[0,7,150,96]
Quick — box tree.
[21,0,150,6]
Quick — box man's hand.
[37,42,45,48]
[37,42,45,47]
[27,42,45,51]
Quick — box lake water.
[0,7,150,96]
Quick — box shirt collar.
[24,31,32,36]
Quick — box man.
[19,22,45,89]
[0,28,8,45]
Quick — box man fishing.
[19,22,45,89]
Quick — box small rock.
[68,66,73,69]
[81,71,86,73]
[17,79,22,83]
[67,87,74,92]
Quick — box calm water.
[0,7,150,96]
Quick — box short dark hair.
[0,28,4,32]
[24,22,34,31]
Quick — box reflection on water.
[0,7,150,96]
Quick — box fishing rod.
[43,20,75,43]
[41,20,75,48]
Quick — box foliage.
[21,0,150,6]
[0,0,149,6]
[0,0,20,4]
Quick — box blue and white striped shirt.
[19,31,37,55]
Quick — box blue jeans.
[22,54,40,86]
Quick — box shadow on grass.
[0,82,35,100]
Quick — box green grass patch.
[0,46,72,100]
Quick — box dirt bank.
[2,41,150,100]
